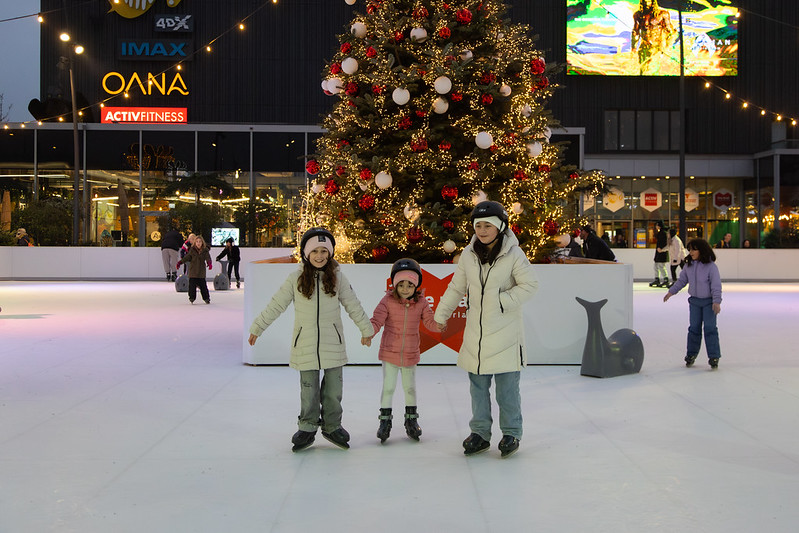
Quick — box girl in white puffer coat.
[248,228,373,452]
[434,202,538,459]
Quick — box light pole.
[61,32,83,245]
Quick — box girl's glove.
[206,260,213,270]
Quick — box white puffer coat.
[249,264,374,371]
[434,230,538,375]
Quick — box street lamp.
[61,32,83,245]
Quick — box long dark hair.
[473,232,505,264]
[297,258,338,298]
[685,238,716,264]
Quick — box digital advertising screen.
[211,227,240,246]
[566,0,738,76]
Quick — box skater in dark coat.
[216,237,242,288]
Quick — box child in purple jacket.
[368,258,438,443]
[663,238,723,369]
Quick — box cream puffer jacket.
[434,230,538,375]
[249,264,374,371]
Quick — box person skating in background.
[667,227,686,287]
[663,238,723,369]
[15,228,31,246]
[248,228,373,452]
[178,233,196,275]
[160,228,183,282]
[434,201,538,458]
[176,235,212,304]
[650,220,669,287]
[216,237,242,288]
[368,258,438,443]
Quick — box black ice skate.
[291,430,316,452]
[404,406,421,441]
[322,427,351,450]
[498,435,520,458]
[377,408,393,443]
[463,433,490,456]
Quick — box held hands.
[436,321,448,332]
[248,334,258,346]
[361,336,372,347]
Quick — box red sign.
[714,191,733,208]
[385,268,465,354]
[101,107,187,124]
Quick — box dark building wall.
[38,1,797,155]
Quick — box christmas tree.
[303,0,606,263]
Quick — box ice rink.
[1,280,798,532]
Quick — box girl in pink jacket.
[369,258,438,443]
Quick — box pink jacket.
[370,290,438,367]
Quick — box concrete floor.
[1,280,798,532]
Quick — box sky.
[0,1,41,123]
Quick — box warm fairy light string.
[1,0,280,126]
[589,1,796,125]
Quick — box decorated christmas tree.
[303,0,606,263]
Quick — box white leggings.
[381,362,417,408]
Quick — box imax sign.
[118,39,193,61]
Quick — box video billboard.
[566,0,738,76]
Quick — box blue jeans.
[468,371,522,441]
[687,296,721,359]
[298,366,343,433]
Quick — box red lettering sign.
[101,107,187,124]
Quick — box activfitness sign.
[101,107,187,124]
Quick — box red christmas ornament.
[347,100,356,107]
[340,42,352,54]
[438,141,452,151]
[480,94,494,105]
[366,46,377,58]
[543,219,559,236]
[359,168,373,181]
[367,3,378,14]
[413,7,429,19]
[456,8,472,24]
[337,139,350,149]
[372,84,383,95]
[406,227,424,244]
[441,185,458,201]
[530,58,545,75]
[394,31,405,42]
[415,109,427,118]
[410,138,428,152]
[398,116,413,130]
[337,210,349,220]
[511,223,522,234]
[444,54,457,66]
[538,164,551,173]
[442,220,455,232]
[451,92,463,102]
[305,160,320,175]
[325,179,340,195]
[439,27,452,39]
[372,245,389,260]
[479,72,497,84]
[345,82,359,96]
[335,166,347,177]
[330,62,342,74]
[489,144,498,153]
[569,172,580,180]
[513,170,528,181]
[359,194,375,211]
[380,215,393,226]
[536,77,550,90]
[467,161,479,171]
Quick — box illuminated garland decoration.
[302,0,606,264]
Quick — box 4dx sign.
[102,71,189,96]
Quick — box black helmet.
[300,227,335,262]
[470,200,508,231]
[390,257,422,288]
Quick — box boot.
[498,435,520,458]
[376,408,393,443]
[171,272,177,282]
[404,406,421,441]
[322,427,350,450]
[291,430,316,452]
[648,278,660,287]
[166,273,171,282]
[463,433,490,456]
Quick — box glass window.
[619,110,635,151]
[604,110,618,150]
[653,110,670,151]
[636,111,652,151]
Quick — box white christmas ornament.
[341,57,359,74]
[311,182,325,194]
[475,131,494,149]
[460,50,473,61]
[434,76,452,94]
[409,27,428,42]
[403,204,420,222]
[443,239,457,253]
[499,84,512,96]
[351,22,367,38]
[358,180,370,191]
[432,97,449,114]
[543,126,552,140]
[392,87,411,105]
[527,141,543,157]
[521,104,532,117]
[375,171,393,189]
[511,202,524,214]
[321,80,330,93]
[327,78,344,94]
[471,190,487,205]
[345,0,356,5]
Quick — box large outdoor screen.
[566,0,738,76]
